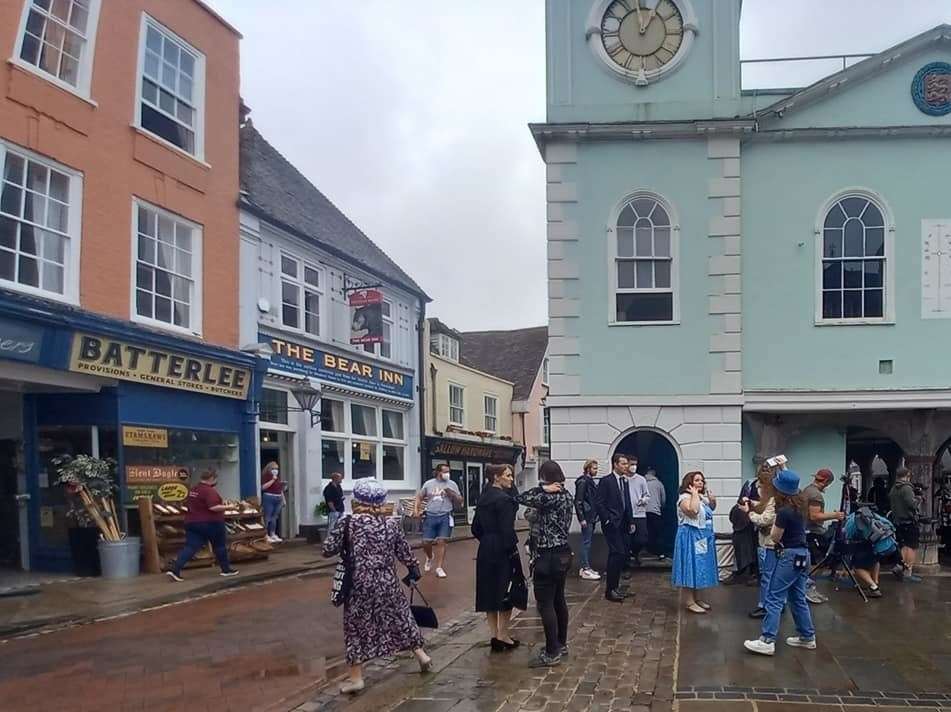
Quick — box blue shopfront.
[0,291,266,573]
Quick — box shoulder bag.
[330,516,353,607]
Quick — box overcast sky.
[206,1,950,332]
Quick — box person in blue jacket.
[844,506,898,598]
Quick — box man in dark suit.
[596,453,634,602]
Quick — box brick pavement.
[0,537,483,712]
[675,573,951,712]
[298,570,680,712]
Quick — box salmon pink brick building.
[0,0,266,573]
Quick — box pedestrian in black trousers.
[595,453,634,602]
[518,460,575,668]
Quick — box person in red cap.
[801,468,845,602]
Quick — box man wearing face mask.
[261,461,285,543]
[415,464,462,578]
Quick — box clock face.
[600,0,685,73]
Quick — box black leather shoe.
[490,638,506,652]
[605,590,625,602]
[748,606,766,619]
[502,638,520,649]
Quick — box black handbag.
[408,583,439,628]
[504,550,529,611]
[330,517,353,607]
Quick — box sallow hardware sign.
[69,334,251,399]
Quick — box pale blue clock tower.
[533,0,951,568]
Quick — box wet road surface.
[0,538,483,712]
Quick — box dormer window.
[430,332,459,362]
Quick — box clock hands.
[641,2,660,34]
[632,0,645,32]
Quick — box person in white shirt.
[644,469,667,559]
[626,457,650,566]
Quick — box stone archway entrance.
[612,429,679,557]
[934,438,951,559]
[846,426,904,512]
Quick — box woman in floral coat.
[323,478,432,693]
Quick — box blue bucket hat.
[773,468,801,496]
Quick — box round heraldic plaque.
[586,0,698,86]
[912,62,951,116]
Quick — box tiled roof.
[239,123,429,301]
[460,326,548,401]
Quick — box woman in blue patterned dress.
[323,478,432,694]
[672,471,719,614]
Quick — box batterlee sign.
[69,334,251,400]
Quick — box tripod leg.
[839,560,869,603]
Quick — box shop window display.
[122,427,240,501]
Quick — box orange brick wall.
[0,0,241,348]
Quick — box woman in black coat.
[472,463,524,652]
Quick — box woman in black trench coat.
[472,463,524,652]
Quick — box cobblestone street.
[298,570,951,712]
[299,570,679,712]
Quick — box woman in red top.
[261,461,285,543]
[166,470,239,581]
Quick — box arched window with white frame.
[612,192,678,324]
[818,190,894,323]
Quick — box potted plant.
[304,502,331,544]
[54,455,127,577]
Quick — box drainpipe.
[417,302,427,486]
[430,363,438,436]
[519,411,527,468]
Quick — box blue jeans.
[757,546,777,609]
[327,510,342,534]
[262,493,283,536]
[761,547,815,643]
[172,522,233,575]
[422,512,452,541]
[580,521,595,570]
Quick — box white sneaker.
[271,535,283,543]
[424,558,433,572]
[786,636,817,650]
[744,638,775,656]
[580,568,601,580]
[435,567,447,578]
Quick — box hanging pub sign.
[68,333,251,400]
[349,289,384,345]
